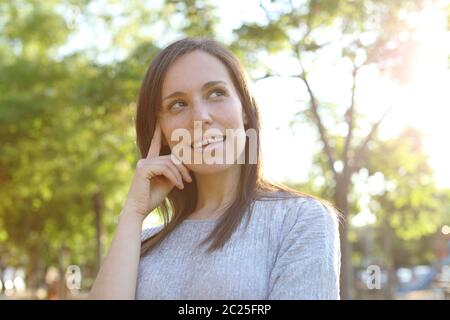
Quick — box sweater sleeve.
[268,198,341,300]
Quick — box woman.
[89,37,341,300]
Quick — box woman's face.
[158,50,247,174]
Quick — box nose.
[190,98,213,127]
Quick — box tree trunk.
[26,250,39,298]
[93,191,102,272]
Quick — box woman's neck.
[190,165,241,220]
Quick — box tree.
[229,0,430,298]
[366,127,443,298]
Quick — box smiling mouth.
[191,135,226,150]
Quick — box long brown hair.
[136,37,331,256]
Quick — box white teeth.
[192,136,224,149]
[208,136,223,144]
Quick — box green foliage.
[0,0,226,290]
[367,128,443,241]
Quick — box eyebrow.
[162,81,227,102]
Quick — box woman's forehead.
[162,51,232,94]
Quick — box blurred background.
[1,0,450,300]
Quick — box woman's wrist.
[118,207,146,225]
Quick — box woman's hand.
[122,122,192,218]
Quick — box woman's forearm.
[88,209,144,300]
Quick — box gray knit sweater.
[136,196,341,300]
